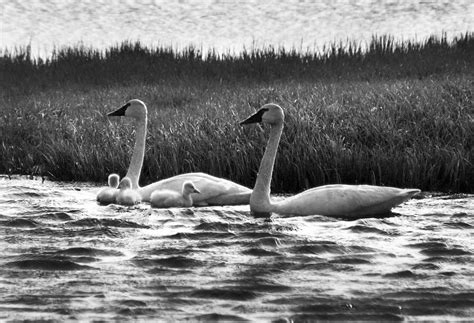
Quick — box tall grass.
[1,34,473,193]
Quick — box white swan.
[240,103,421,218]
[116,177,142,206]
[150,181,200,208]
[107,99,252,206]
[96,173,120,204]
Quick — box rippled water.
[1,177,473,321]
[2,0,473,57]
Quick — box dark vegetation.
[1,33,473,192]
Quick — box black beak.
[107,102,130,117]
[240,107,268,125]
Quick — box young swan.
[150,181,200,208]
[116,177,142,206]
[97,173,120,205]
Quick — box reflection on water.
[1,177,473,321]
[1,0,473,57]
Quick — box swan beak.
[193,188,201,194]
[107,102,130,117]
[239,108,268,125]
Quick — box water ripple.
[190,288,258,301]
[1,179,473,321]
[132,256,207,269]
[5,259,96,271]
[68,218,150,228]
[0,218,39,227]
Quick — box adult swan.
[107,99,251,206]
[240,103,420,218]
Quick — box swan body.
[150,181,200,208]
[116,177,142,206]
[97,173,120,205]
[240,103,420,218]
[107,99,251,206]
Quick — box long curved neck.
[126,116,147,189]
[251,122,283,214]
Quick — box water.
[1,0,473,58]
[1,177,473,321]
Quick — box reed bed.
[1,34,473,193]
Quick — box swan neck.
[251,122,283,213]
[126,116,147,189]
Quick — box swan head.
[108,173,120,188]
[108,99,147,120]
[240,103,284,126]
[183,181,200,194]
[118,177,133,190]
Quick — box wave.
[68,218,150,228]
[381,290,474,316]
[0,218,39,227]
[329,257,372,265]
[146,247,198,256]
[218,277,292,294]
[289,242,345,255]
[443,221,472,229]
[406,241,447,249]
[383,270,425,278]
[19,226,122,238]
[37,211,75,221]
[163,231,236,240]
[193,221,246,232]
[132,256,207,269]
[244,236,284,248]
[184,313,250,322]
[190,288,258,301]
[54,247,124,257]
[5,259,95,271]
[286,297,404,321]
[420,247,471,257]
[116,307,157,317]
[241,247,282,257]
[422,256,472,264]
[117,299,148,307]
[411,263,440,270]
[346,224,397,235]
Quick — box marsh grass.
[1,34,473,192]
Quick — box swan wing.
[275,184,420,217]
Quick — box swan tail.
[359,188,420,216]
[397,189,421,199]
